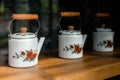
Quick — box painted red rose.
[70,45,74,48]
[27,51,33,59]
[21,51,25,55]
[32,53,37,58]
[107,40,113,47]
[75,45,82,52]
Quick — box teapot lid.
[9,32,36,39]
[96,28,112,32]
[59,25,81,35]
[60,30,81,35]
[96,24,112,32]
[9,27,36,39]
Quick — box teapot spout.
[82,34,87,48]
[37,37,45,54]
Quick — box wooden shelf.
[0,48,120,80]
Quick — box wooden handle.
[60,12,80,17]
[96,13,110,17]
[12,14,38,20]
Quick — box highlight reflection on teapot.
[7,14,45,68]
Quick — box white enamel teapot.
[7,14,45,68]
[58,12,87,59]
[93,24,114,52]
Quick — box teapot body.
[8,37,38,68]
[7,14,45,68]
[59,33,83,59]
[93,31,114,52]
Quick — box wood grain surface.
[0,48,120,80]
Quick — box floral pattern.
[12,49,37,62]
[63,44,82,54]
[97,40,113,48]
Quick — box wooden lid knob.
[101,24,106,28]
[20,27,28,33]
[68,25,74,30]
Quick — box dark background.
[58,0,120,50]
[0,0,120,51]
